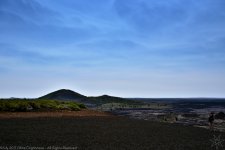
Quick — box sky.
[0,0,225,98]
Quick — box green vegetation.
[0,99,86,112]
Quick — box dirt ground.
[0,116,222,150]
[0,109,113,119]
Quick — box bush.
[78,103,86,109]
[29,102,41,109]
[66,102,81,111]
[0,99,86,112]
[15,102,31,112]
[5,102,18,111]
[215,112,225,119]
[38,100,58,109]
[0,101,6,111]
[56,104,68,110]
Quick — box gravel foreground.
[0,111,224,150]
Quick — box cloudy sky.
[0,0,225,98]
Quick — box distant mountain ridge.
[39,89,86,101]
[38,89,142,106]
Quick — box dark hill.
[39,89,87,102]
[88,95,142,105]
[39,89,144,107]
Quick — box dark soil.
[0,115,224,150]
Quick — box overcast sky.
[0,0,225,98]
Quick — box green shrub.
[56,104,68,110]
[0,99,86,112]
[15,101,31,112]
[66,102,81,111]
[38,100,58,109]
[5,102,18,111]
[0,101,6,111]
[29,101,41,110]
[78,103,86,109]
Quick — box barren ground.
[0,110,113,119]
